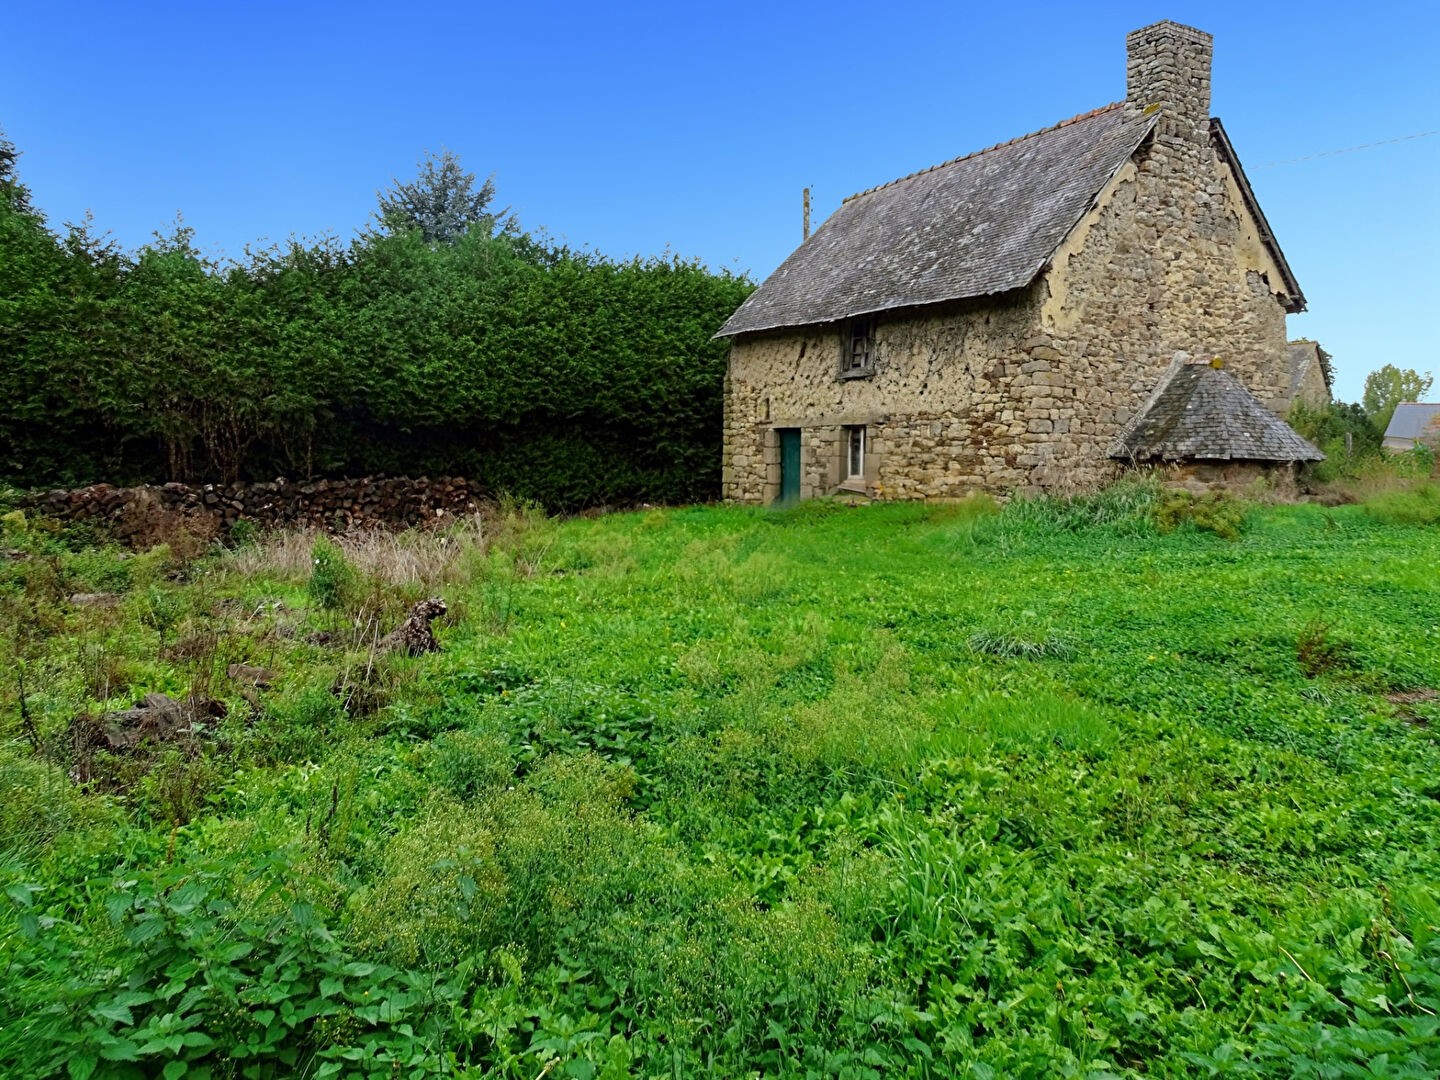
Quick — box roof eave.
[1110,448,1325,463]
[713,278,1044,340]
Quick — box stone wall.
[722,21,1299,505]
[723,290,1053,502]
[23,477,485,544]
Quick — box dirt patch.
[69,692,227,785]
[1387,688,1439,727]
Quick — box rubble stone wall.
[22,477,485,543]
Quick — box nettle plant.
[2,860,468,1079]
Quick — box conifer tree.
[374,149,509,244]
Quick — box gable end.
[1209,118,1305,313]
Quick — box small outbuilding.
[1110,359,1323,486]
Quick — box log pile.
[25,476,485,541]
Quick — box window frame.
[844,424,866,482]
[838,316,877,379]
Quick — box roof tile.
[717,104,1157,337]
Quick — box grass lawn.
[2,486,1439,1077]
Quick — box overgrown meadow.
[2,483,1439,1077]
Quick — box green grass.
[1,492,1439,1077]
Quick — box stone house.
[717,20,1322,503]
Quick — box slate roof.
[716,103,1159,337]
[1383,403,1440,443]
[1110,363,1324,462]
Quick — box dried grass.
[226,514,493,588]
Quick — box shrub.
[226,518,258,548]
[307,537,357,611]
[1155,488,1245,539]
[1296,618,1352,678]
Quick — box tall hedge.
[0,189,752,509]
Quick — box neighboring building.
[1284,340,1334,412]
[1382,403,1440,452]
[717,21,1321,504]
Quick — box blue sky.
[3,1,1437,401]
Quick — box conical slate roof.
[1110,364,1324,462]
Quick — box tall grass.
[992,474,1161,541]
[227,514,493,586]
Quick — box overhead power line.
[1260,128,1440,168]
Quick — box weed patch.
[966,629,1076,660]
[3,498,1440,1075]
[1156,487,1246,539]
[1364,483,1440,526]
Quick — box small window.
[845,425,866,480]
[840,317,875,376]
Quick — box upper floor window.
[840,317,876,377]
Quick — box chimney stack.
[1126,20,1213,136]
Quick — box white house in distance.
[1382,403,1440,452]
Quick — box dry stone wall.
[722,21,1299,504]
[23,477,485,543]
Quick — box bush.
[1363,483,1440,526]
[307,537,357,611]
[1155,488,1245,539]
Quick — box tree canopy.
[1363,365,1434,435]
[374,149,510,244]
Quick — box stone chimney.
[1126,20,1213,138]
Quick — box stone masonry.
[23,476,486,544]
[722,22,1304,503]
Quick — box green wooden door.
[778,429,801,505]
